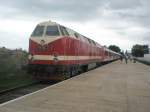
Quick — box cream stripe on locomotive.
[28,55,103,61]
[30,37,62,45]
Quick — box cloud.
[107,0,142,9]
[0,31,28,49]
[0,0,106,21]
[0,0,150,50]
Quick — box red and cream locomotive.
[28,20,120,80]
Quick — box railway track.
[0,61,115,104]
[0,81,56,104]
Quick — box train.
[28,20,120,80]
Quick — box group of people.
[120,54,136,64]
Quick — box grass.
[0,47,35,91]
[0,72,35,91]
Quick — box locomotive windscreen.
[46,26,60,36]
[31,25,45,37]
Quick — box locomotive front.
[28,21,67,80]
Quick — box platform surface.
[0,61,150,112]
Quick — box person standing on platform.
[120,52,124,62]
[124,55,128,64]
[120,55,123,62]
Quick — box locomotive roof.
[105,48,121,55]
[38,21,58,26]
[36,20,120,56]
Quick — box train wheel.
[70,68,76,77]
[82,65,88,72]
[64,68,72,79]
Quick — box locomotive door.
[74,35,80,65]
[61,26,70,65]
[75,39,80,65]
[65,37,69,65]
[102,47,105,61]
[63,36,70,76]
[59,26,70,75]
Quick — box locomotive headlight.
[53,56,58,62]
[28,54,34,61]
[28,54,32,60]
[53,52,58,63]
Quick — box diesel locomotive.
[28,21,120,80]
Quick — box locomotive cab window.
[46,26,60,36]
[60,26,69,36]
[31,25,45,37]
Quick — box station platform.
[0,61,150,112]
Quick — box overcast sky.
[0,0,150,51]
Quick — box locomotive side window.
[64,27,69,36]
[74,33,80,39]
[87,38,92,44]
[60,26,69,36]
[46,26,60,36]
[60,26,65,35]
[31,25,45,37]
[92,40,96,45]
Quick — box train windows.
[31,25,45,37]
[60,26,69,36]
[74,33,79,39]
[60,26,65,35]
[87,38,92,44]
[91,40,95,45]
[46,26,60,36]
[64,27,69,36]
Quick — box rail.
[0,82,38,95]
[0,82,53,104]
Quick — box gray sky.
[0,0,150,51]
